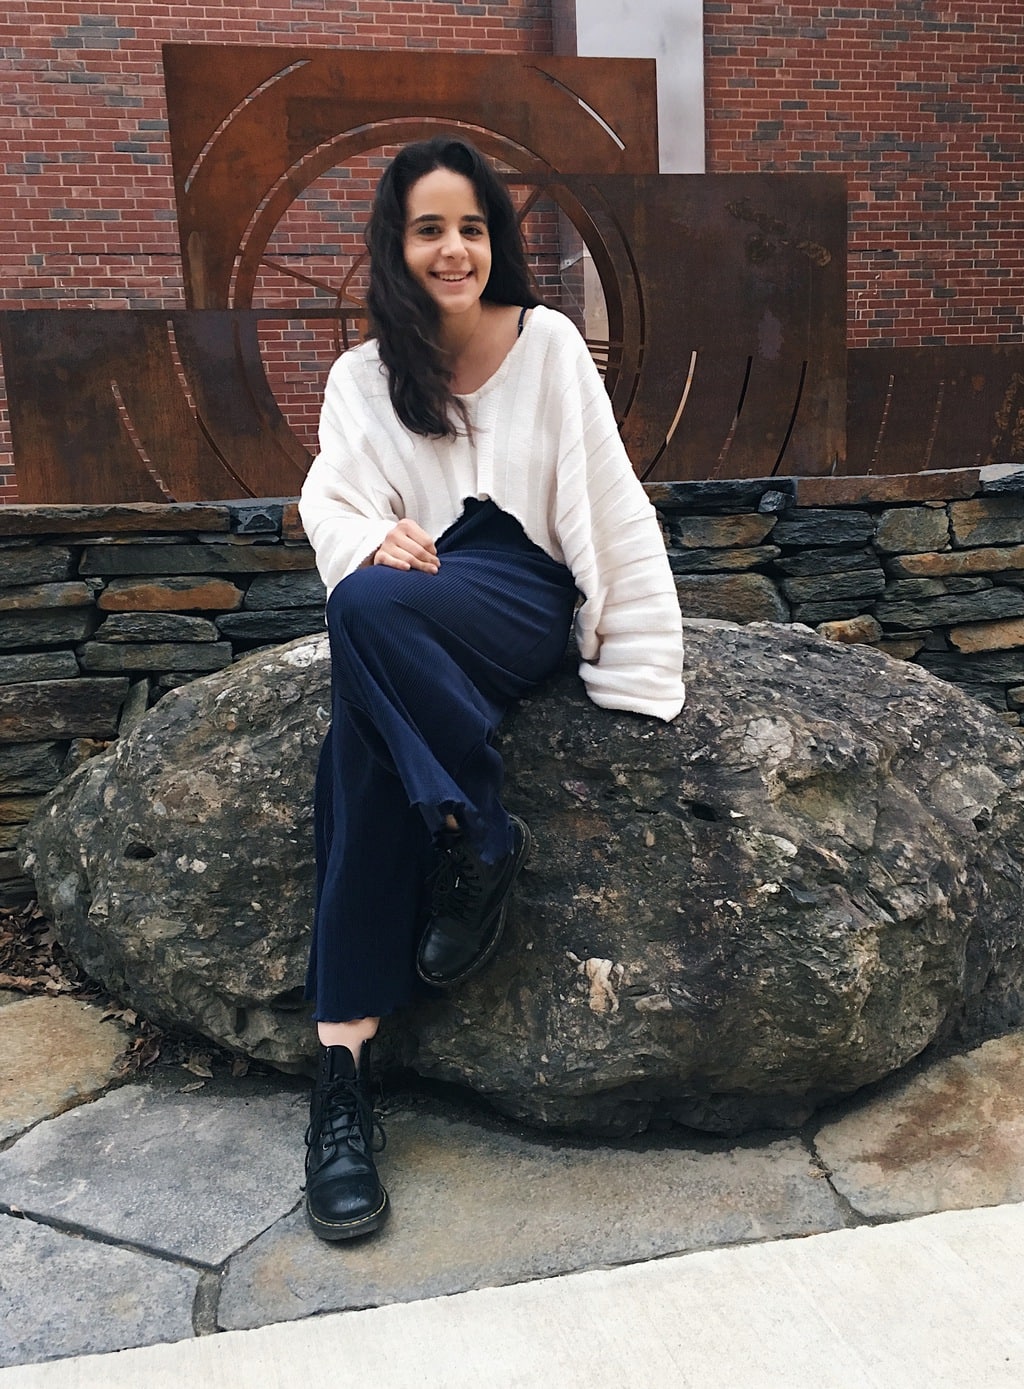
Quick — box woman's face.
[402,167,492,321]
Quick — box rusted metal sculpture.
[2,172,848,498]
[2,44,1020,504]
[555,174,847,481]
[6,47,666,503]
[161,45,847,483]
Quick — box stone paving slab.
[0,1082,306,1265]
[219,1108,843,1330]
[815,1031,1024,1218]
[5,1205,1024,1389]
[0,997,127,1144]
[0,1213,198,1370]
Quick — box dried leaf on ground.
[101,1007,138,1026]
[0,901,89,998]
[3,899,271,1083]
[0,973,38,991]
[114,1025,164,1076]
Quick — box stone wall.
[655,469,1024,723]
[7,472,1024,904]
[0,499,320,905]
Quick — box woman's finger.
[393,519,437,557]
[374,525,439,572]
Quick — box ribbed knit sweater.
[298,304,686,721]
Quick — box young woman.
[298,135,685,1242]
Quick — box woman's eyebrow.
[407,212,487,227]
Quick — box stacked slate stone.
[652,478,888,629]
[0,499,323,905]
[659,482,792,626]
[880,493,1024,717]
[654,471,1024,726]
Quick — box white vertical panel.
[573,0,706,173]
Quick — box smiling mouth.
[433,272,471,282]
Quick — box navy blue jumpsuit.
[307,497,578,1022]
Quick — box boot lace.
[305,1074,386,1171]
[429,844,485,925]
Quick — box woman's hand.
[372,518,439,573]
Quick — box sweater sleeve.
[298,354,404,595]
[552,325,686,722]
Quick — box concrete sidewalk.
[2,1203,1022,1388]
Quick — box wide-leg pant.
[306,500,578,1022]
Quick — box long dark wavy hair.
[365,135,542,439]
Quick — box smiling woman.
[401,170,526,399]
[360,136,544,441]
[296,134,686,1244]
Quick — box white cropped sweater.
[299,305,686,721]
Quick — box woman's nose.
[439,227,463,256]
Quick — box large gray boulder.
[21,623,1024,1135]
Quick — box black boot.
[416,814,531,987]
[304,1041,389,1241]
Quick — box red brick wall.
[702,1,1024,350]
[0,1,552,500]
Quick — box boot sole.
[417,815,532,988]
[305,1188,390,1242]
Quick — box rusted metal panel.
[163,45,660,309]
[3,167,848,500]
[550,174,848,483]
[1,310,315,505]
[2,312,168,506]
[169,313,310,489]
[1,175,847,499]
[847,346,1024,474]
[156,47,846,488]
